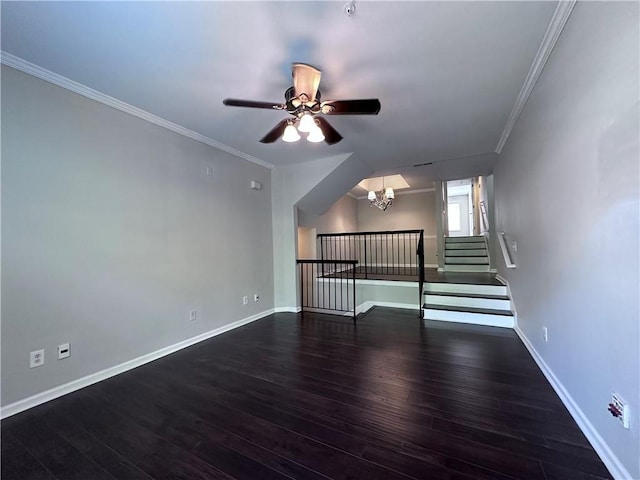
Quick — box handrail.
[318,229,423,237]
[498,232,516,269]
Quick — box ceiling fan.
[223,63,381,145]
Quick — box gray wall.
[493,3,639,478]
[358,191,437,266]
[298,195,358,234]
[1,66,274,406]
[299,191,438,266]
[271,153,351,309]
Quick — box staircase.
[444,236,489,272]
[423,274,514,328]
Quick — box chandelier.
[368,178,395,211]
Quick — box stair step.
[445,249,487,256]
[445,243,486,250]
[423,303,512,315]
[445,257,489,265]
[424,282,507,296]
[423,304,514,328]
[445,264,490,272]
[424,292,510,310]
[445,236,485,243]
[424,291,510,300]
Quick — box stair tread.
[423,304,514,316]
[445,261,489,264]
[445,236,484,241]
[424,275,503,286]
[424,292,510,300]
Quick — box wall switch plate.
[189,310,197,321]
[30,349,45,368]
[543,326,548,342]
[57,343,70,359]
[254,294,259,302]
[243,296,249,305]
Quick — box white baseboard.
[495,274,518,326]
[514,326,630,480]
[356,301,418,314]
[0,309,275,419]
[274,306,301,313]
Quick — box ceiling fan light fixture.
[298,112,315,132]
[307,123,325,143]
[282,122,301,142]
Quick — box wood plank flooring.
[1,308,612,479]
[324,267,504,285]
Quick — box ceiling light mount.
[344,2,356,17]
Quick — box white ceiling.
[1,1,558,189]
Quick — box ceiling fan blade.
[321,99,381,115]
[259,119,289,143]
[315,117,343,145]
[292,63,321,102]
[223,98,283,110]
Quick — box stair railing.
[297,259,358,322]
[317,229,425,315]
[417,230,425,318]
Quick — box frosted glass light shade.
[307,124,325,143]
[298,113,315,133]
[282,124,301,142]
[368,191,376,200]
[385,187,395,199]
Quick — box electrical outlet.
[57,343,70,359]
[30,349,45,368]
[189,310,197,321]
[254,294,259,302]
[608,393,630,429]
[543,326,548,342]
[243,296,248,305]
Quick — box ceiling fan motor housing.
[284,86,321,114]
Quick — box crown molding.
[495,0,576,154]
[1,52,274,170]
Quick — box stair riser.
[423,309,514,328]
[445,257,489,265]
[445,264,490,272]
[445,243,486,250]
[424,295,511,310]
[425,283,507,296]
[445,249,487,256]
[445,236,484,243]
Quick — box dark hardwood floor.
[2,308,612,479]
[324,267,504,285]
